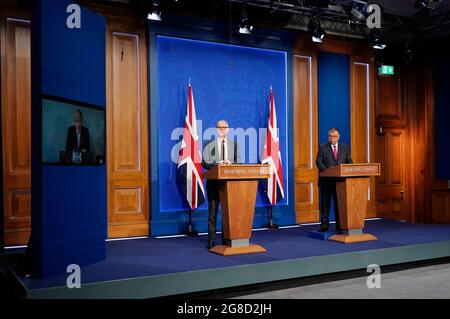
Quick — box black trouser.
[206,181,225,243]
[319,183,341,230]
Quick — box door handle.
[400,189,404,199]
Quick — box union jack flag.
[261,87,285,205]
[177,82,205,209]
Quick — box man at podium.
[316,128,352,232]
[202,120,241,249]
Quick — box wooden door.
[293,54,320,223]
[106,20,149,238]
[1,17,31,245]
[375,128,407,220]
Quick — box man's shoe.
[207,241,215,249]
[318,225,329,232]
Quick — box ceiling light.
[370,28,386,50]
[239,5,253,35]
[308,17,326,43]
[350,1,369,21]
[147,2,162,21]
[415,0,441,10]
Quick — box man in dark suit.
[65,109,91,158]
[316,128,352,232]
[202,120,241,249]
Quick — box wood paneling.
[375,129,406,220]
[106,20,149,238]
[350,58,376,218]
[431,191,450,223]
[422,59,450,224]
[1,17,31,245]
[376,70,407,127]
[293,53,319,223]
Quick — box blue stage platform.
[18,219,450,298]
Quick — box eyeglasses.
[217,126,228,129]
[328,135,339,138]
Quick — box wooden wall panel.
[106,21,149,238]
[424,59,450,224]
[350,59,376,218]
[432,192,450,223]
[376,70,407,127]
[1,17,31,245]
[375,129,406,220]
[293,54,319,223]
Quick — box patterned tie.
[333,145,338,161]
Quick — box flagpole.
[265,205,279,229]
[185,207,198,236]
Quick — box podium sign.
[203,164,270,255]
[320,163,381,243]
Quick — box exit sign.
[379,65,394,75]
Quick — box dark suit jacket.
[316,142,352,187]
[202,139,240,201]
[65,125,91,152]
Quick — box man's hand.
[219,160,232,164]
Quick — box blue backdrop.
[317,51,351,221]
[151,33,294,235]
[32,0,106,277]
[158,36,288,211]
[434,54,450,180]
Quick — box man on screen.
[202,120,241,249]
[65,109,91,163]
[316,128,353,232]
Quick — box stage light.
[308,17,326,43]
[370,28,386,50]
[415,0,441,10]
[239,5,253,35]
[147,2,162,21]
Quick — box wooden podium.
[320,163,381,243]
[203,164,270,256]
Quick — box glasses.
[328,135,339,138]
[217,126,228,129]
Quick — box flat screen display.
[41,97,105,165]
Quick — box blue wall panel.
[434,55,450,180]
[41,1,106,107]
[32,0,106,277]
[151,31,295,235]
[317,51,351,221]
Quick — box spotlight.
[239,25,253,34]
[351,1,368,21]
[239,5,253,35]
[369,28,386,50]
[308,17,326,43]
[415,0,441,10]
[147,2,162,21]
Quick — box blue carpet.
[22,219,450,289]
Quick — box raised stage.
[17,219,450,299]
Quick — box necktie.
[333,145,338,161]
[221,140,225,161]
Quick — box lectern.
[203,164,270,256]
[320,163,381,243]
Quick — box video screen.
[41,97,105,165]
